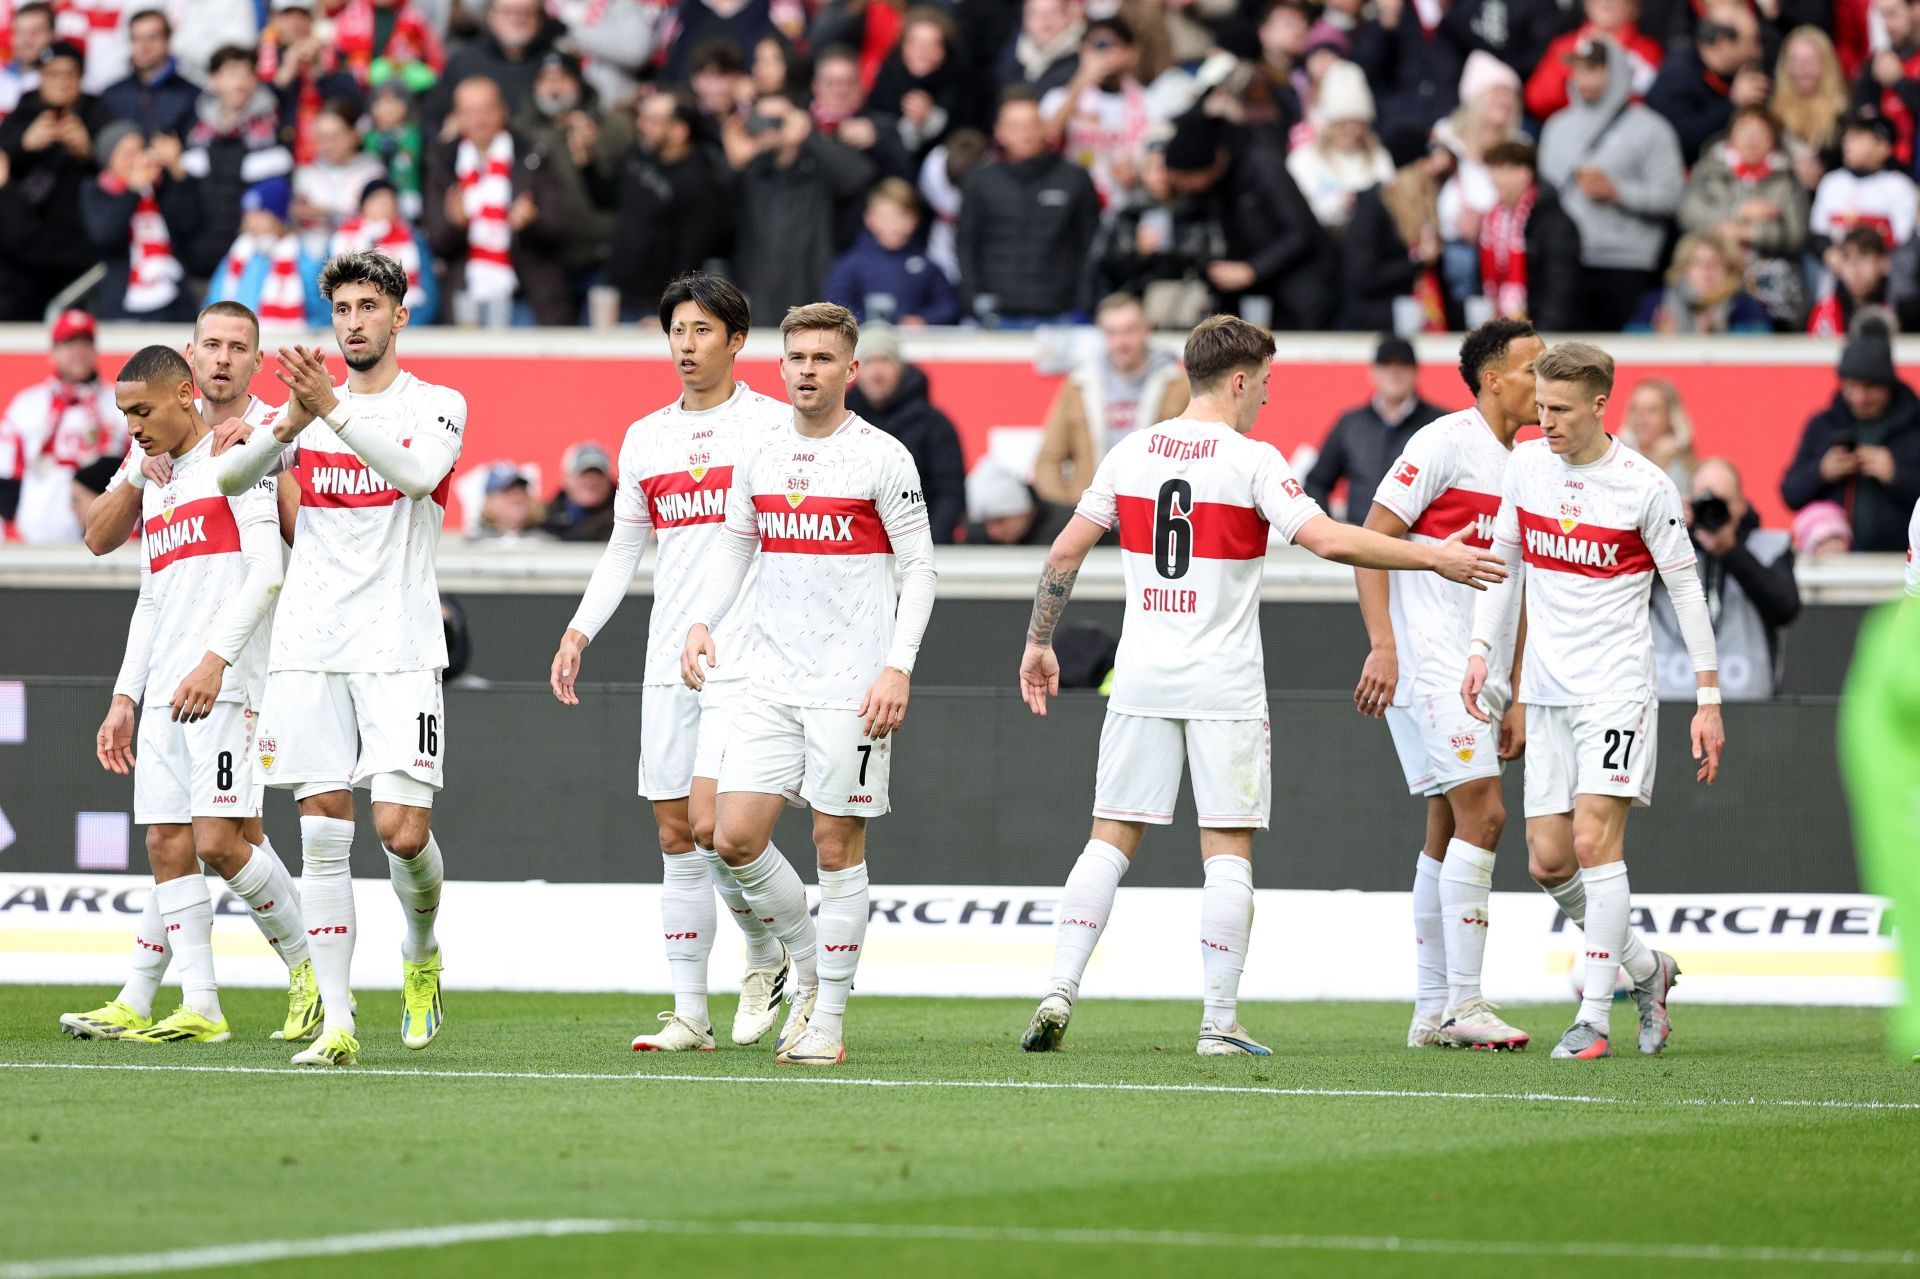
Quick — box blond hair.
[1667,230,1743,308]
[1184,314,1276,390]
[1535,341,1615,398]
[1380,162,1439,258]
[1770,27,1848,153]
[780,301,860,354]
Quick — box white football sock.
[1578,861,1632,1028]
[732,846,818,988]
[1200,855,1253,1027]
[661,851,716,1025]
[1412,851,1447,1018]
[811,862,870,1042]
[385,833,443,965]
[116,889,171,1019]
[1048,839,1130,1002]
[1543,869,1656,985]
[154,873,220,1022]
[226,841,309,969]
[700,843,784,970]
[301,815,357,1035]
[1438,839,1496,1009]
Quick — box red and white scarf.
[1725,142,1781,184]
[124,191,182,315]
[455,132,517,302]
[332,215,425,310]
[219,233,307,325]
[1480,186,1533,319]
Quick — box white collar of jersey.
[675,382,747,417]
[194,394,256,420]
[1562,435,1622,471]
[342,370,410,403]
[789,411,856,442]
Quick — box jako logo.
[1201,938,1229,952]
[1062,917,1099,929]
[845,793,872,803]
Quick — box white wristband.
[1695,687,1722,706]
[125,455,149,489]
[1469,638,1493,659]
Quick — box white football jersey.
[1907,498,1919,599]
[1372,407,1513,706]
[616,382,790,686]
[724,413,929,709]
[136,433,279,708]
[1492,437,1697,706]
[274,371,466,673]
[107,396,283,497]
[1075,417,1324,720]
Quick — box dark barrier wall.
[3,588,1872,698]
[1,679,1855,893]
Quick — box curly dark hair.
[318,250,410,304]
[1457,318,1538,396]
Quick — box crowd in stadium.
[5,0,1920,333]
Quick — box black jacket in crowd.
[1781,379,1920,552]
[957,152,1100,321]
[99,61,200,139]
[1305,396,1450,520]
[426,25,560,136]
[0,91,116,309]
[79,172,203,320]
[1644,44,1736,168]
[735,132,875,323]
[1516,183,1582,332]
[846,362,967,543]
[1220,138,1336,329]
[607,145,733,310]
[1340,185,1428,334]
[1350,16,1467,154]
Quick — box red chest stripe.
[1114,495,1267,560]
[145,495,241,573]
[752,494,893,555]
[1408,486,1501,547]
[641,465,733,528]
[296,447,451,509]
[1516,508,1653,577]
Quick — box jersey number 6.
[1153,479,1193,581]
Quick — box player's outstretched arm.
[1352,503,1410,718]
[1295,514,1507,587]
[553,522,650,705]
[1020,514,1106,716]
[175,510,284,724]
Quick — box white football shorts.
[717,694,891,817]
[1385,692,1506,798]
[1092,711,1271,830]
[1523,697,1659,818]
[638,679,748,800]
[133,701,262,824]
[255,669,445,805]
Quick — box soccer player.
[1461,341,1724,1060]
[681,302,937,1068]
[1017,316,1509,1056]
[217,251,465,1067]
[1352,319,1541,1052]
[551,273,794,1053]
[63,345,295,1044]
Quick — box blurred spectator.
[810,43,915,180]
[1342,154,1447,332]
[1526,0,1663,122]
[1286,60,1392,232]
[551,0,663,108]
[516,49,627,281]
[428,0,557,135]
[957,91,1099,324]
[963,456,1075,545]
[728,91,874,320]
[846,325,966,542]
[1645,3,1768,167]
[1538,37,1684,332]
[1771,26,1847,189]
[1240,0,1307,148]
[1781,325,1920,552]
[206,176,328,327]
[1809,108,1915,254]
[329,0,444,93]
[0,310,126,543]
[1304,335,1445,519]
[806,0,912,87]
[1479,140,1581,332]
[1859,0,1920,169]
[1619,376,1698,490]
[260,0,363,167]
[539,441,616,541]
[750,33,805,98]
[0,1,52,122]
[1628,231,1774,333]
[0,41,111,316]
[1032,292,1188,504]
[687,41,750,129]
[100,9,198,138]
[471,461,553,541]
[425,76,578,326]
[656,0,793,89]
[330,178,439,322]
[610,89,733,319]
[1433,52,1524,302]
[293,98,385,245]
[180,45,294,279]
[1809,225,1920,334]
[867,7,967,161]
[917,126,988,281]
[1089,139,1227,324]
[1041,16,1163,211]
[1678,106,1810,328]
[1348,0,1467,152]
[824,178,962,325]
[364,79,425,218]
[1790,499,1854,556]
[1653,457,1801,701]
[995,0,1084,98]
[162,0,261,89]
[80,120,197,320]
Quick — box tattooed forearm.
[1027,562,1079,646]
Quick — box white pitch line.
[2,1216,1916,1277]
[5,1059,1920,1111]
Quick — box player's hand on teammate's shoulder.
[1354,645,1396,718]
[208,418,250,455]
[860,667,911,740]
[1019,642,1060,717]
[551,630,587,705]
[95,697,136,774]
[1430,525,1507,590]
[1692,702,1725,785]
[681,624,716,691]
[140,452,172,485]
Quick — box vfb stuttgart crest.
[1450,732,1477,763]
[257,736,277,771]
[1557,502,1581,534]
[688,450,710,482]
[785,474,810,509]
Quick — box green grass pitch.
[3,985,1918,1278]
